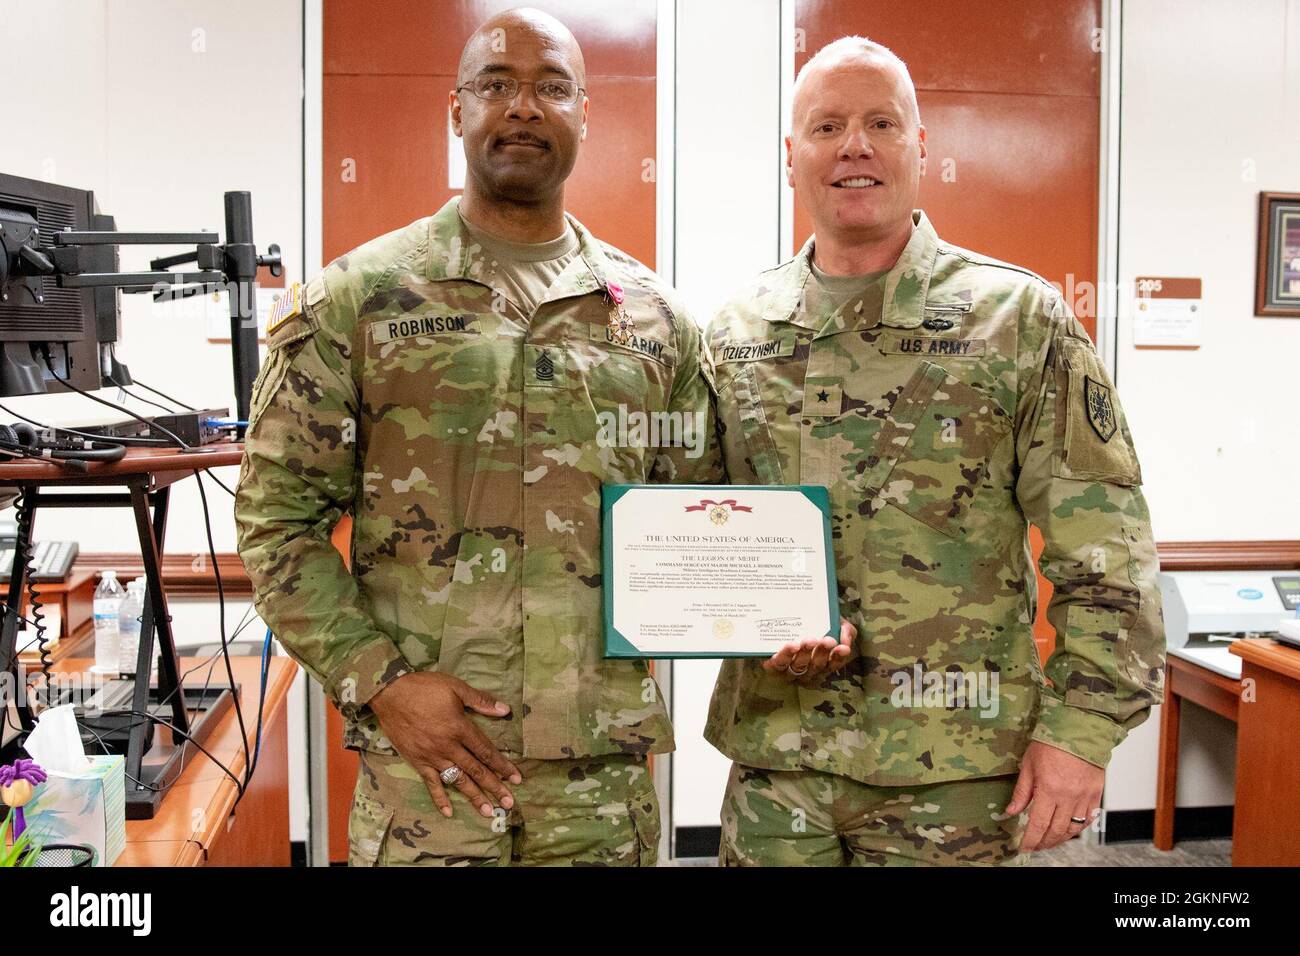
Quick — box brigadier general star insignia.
[1084,375,1117,442]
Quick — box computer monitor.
[0,172,114,396]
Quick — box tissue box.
[23,755,126,867]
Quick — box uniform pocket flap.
[627,793,661,866]
[1054,340,1141,486]
[1061,603,1132,715]
[347,790,395,867]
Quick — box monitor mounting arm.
[0,191,281,432]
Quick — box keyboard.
[0,540,80,582]
[77,678,136,713]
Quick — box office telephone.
[0,520,78,582]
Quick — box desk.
[0,444,244,816]
[1155,639,1300,865]
[1154,652,1241,851]
[15,569,96,664]
[49,655,298,866]
[1228,639,1300,866]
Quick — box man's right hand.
[368,672,522,819]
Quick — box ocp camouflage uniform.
[235,198,721,865]
[705,210,1164,865]
[720,764,1025,867]
[350,752,659,866]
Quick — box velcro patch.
[589,324,675,365]
[881,336,986,357]
[802,381,843,417]
[712,337,796,364]
[1084,375,1117,442]
[1054,339,1141,485]
[265,282,302,335]
[525,344,565,388]
[370,313,480,343]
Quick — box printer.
[1159,570,1300,678]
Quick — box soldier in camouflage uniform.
[706,37,1164,865]
[235,8,720,865]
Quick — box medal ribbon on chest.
[605,281,634,346]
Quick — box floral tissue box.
[23,755,126,867]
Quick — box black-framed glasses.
[456,74,585,106]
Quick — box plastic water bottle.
[117,579,145,677]
[91,570,124,675]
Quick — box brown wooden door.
[321,0,659,862]
[795,0,1103,663]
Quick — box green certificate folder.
[602,484,839,659]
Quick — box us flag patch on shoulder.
[265,282,303,335]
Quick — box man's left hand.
[1007,740,1104,852]
[763,618,856,685]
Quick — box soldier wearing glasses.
[236,7,722,866]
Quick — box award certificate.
[602,484,839,658]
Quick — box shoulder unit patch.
[1084,375,1117,442]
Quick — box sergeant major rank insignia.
[535,349,555,382]
[1084,375,1117,442]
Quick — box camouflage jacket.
[235,198,721,759]
[704,210,1164,785]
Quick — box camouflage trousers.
[719,762,1028,867]
[347,750,661,866]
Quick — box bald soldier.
[705,37,1164,866]
[236,8,721,866]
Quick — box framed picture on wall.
[1255,191,1300,318]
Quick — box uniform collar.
[764,209,941,336]
[424,198,622,305]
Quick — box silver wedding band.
[440,765,464,786]
[788,662,810,677]
[1070,815,1088,826]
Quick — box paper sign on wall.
[1134,276,1202,348]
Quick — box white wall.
[0,0,303,556]
[668,0,783,840]
[1116,0,1300,542]
[1103,0,1300,814]
[0,0,308,842]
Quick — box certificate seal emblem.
[712,618,734,640]
[686,498,753,523]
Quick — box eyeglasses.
[456,74,585,106]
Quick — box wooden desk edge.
[186,658,297,864]
[0,444,244,481]
[99,656,299,866]
[1230,638,1300,683]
